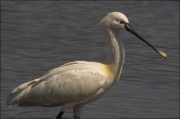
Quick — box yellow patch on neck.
[98,63,117,80]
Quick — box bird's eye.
[120,21,125,24]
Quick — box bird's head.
[98,12,136,33]
[98,12,129,31]
[98,12,167,59]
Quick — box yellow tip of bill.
[158,50,167,59]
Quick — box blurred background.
[1,1,179,118]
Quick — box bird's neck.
[103,27,125,66]
[103,27,125,81]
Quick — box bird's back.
[6,61,116,107]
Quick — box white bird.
[6,12,167,119]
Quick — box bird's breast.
[98,63,117,85]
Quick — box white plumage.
[7,61,108,106]
[6,12,167,119]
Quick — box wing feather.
[6,61,106,107]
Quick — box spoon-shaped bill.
[125,23,167,59]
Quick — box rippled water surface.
[1,1,179,118]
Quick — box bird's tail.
[6,78,40,107]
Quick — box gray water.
[1,1,179,118]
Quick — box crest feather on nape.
[98,16,111,28]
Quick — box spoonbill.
[6,12,167,119]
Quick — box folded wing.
[6,61,106,107]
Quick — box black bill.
[124,23,167,59]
